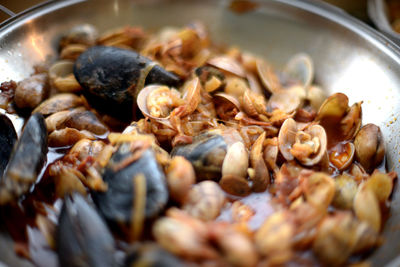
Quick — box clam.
[277,118,298,161]
[364,171,394,204]
[182,181,226,221]
[0,114,17,177]
[263,137,279,173]
[213,92,241,120]
[256,53,314,94]
[97,26,146,48]
[221,141,248,178]
[313,212,378,266]
[316,93,349,121]
[48,128,95,147]
[224,76,249,98]
[175,77,202,117]
[0,113,48,205]
[45,107,108,135]
[137,85,174,122]
[207,56,246,77]
[341,102,362,140]
[74,46,180,119]
[14,73,50,109]
[219,175,251,196]
[315,93,362,144]
[208,222,259,267]
[165,156,196,204]
[240,89,268,117]
[59,24,98,48]
[301,171,335,210]
[256,59,281,93]
[306,85,327,111]
[49,60,82,93]
[153,208,217,260]
[195,66,225,92]
[60,44,87,60]
[354,182,381,232]
[250,132,270,192]
[33,93,84,116]
[137,77,200,124]
[354,124,385,172]
[329,142,355,171]
[278,118,327,166]
[268,85,306,113]
[57,193,116,267]
[255,211,294,265]
[282,53,314,89]
[332,174,358,210]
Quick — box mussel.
[171,130,233,180]
[93,142,168,225]
[124,243,184,267]
[0,226,35,267]
[73,46,180,119]
[0,113,47,205]
[0,114,17,177]
[57,193,116,267]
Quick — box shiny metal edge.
[0,0,83,30]
[276,0,400,61]
[0,5,16,17]
[1,0,400,61]
[1,0,400,265]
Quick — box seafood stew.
[0,22,397,267]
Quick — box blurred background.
[0,0,369,24]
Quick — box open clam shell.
[137,85,172,121]
[282,53,314,89]
[207,56,246,77]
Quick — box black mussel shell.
[0,113,47,205]
[124,243,184,267]
[171,132,227,180]
[74,46,179,119]
[0,114,17,177]
[57,193,116,267]
[93,146,168,225]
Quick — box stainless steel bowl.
[368,0,400,45]
[1,0,400,265]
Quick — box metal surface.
[368,0,400,44]
[0,0,400,265]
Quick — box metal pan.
[1,0,400,266]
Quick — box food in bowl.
[0,22,396,266]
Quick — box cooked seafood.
[0,114,17,177]
[0,22,396,267]
[74,46,180,119]
[0,113,47,205]
[57,193,116,267]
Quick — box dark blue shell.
[0,113,47,205]
[57,193,116,267]
[93,145,168,224]
[73,46,179,119]
[0,114,17,178]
